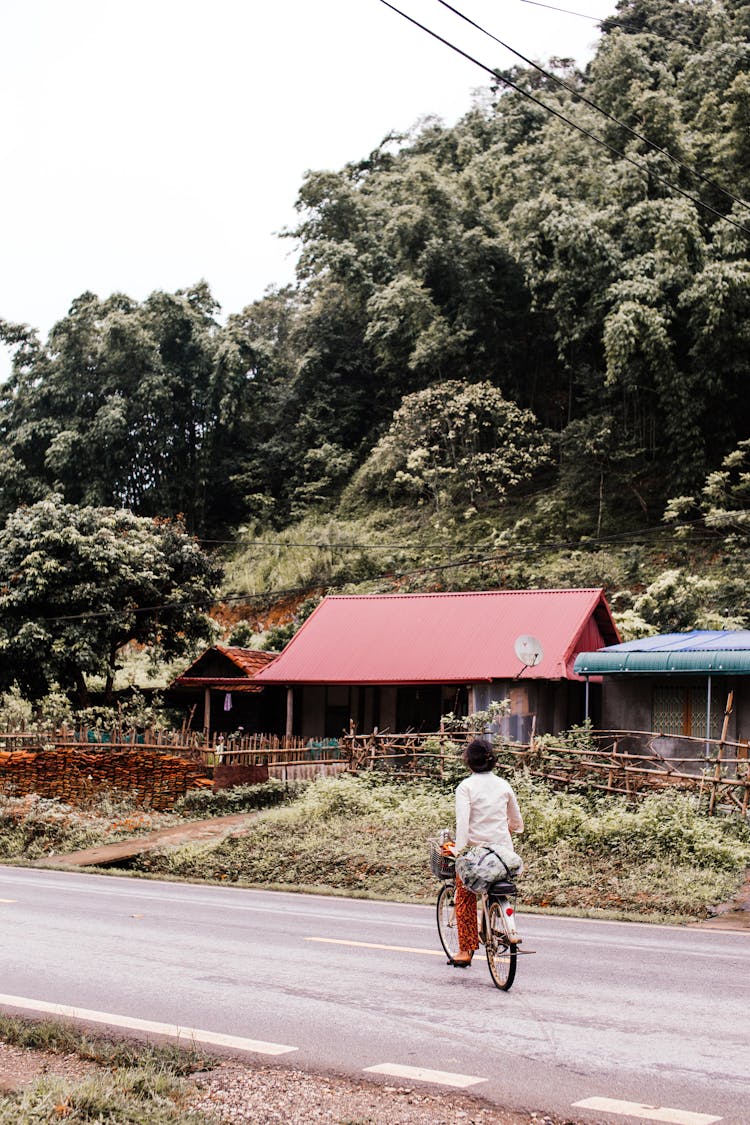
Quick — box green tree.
[0,284,260,535]
[0,496,222,705]
[353,380,549,513]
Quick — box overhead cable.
[38,518,713,623]
[377,0,750,238]
[515,0,600,20]
[433,0,750,215]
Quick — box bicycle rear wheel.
[436,883,460,959]
[486,900,517,991]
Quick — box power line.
[200,538,470,551]
[516,0,601,20]
[433,0,750,215]
[377,0,750,238]
[35,518,717,623]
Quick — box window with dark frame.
[652,685,722,739]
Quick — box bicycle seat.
[487,880,517,896]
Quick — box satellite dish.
[514,634,544,667]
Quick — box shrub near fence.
[339,729,750,816]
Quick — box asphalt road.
[0,865,747,1125]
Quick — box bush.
[0,793,174,859]
[134,773,750,919]
[175,779,304,817]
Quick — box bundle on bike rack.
[428,837,456,880]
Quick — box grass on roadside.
[0,781,307,864]
[0,1016,216,1124]
[0,793,182,861]
[131,773,750,922]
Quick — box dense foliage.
[0,496,222,703]
[1,0,748,546]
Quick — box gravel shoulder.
[0,1042,572,1125]
[189,1057,569,1125]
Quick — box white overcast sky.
[1,0,616,351]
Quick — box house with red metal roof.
[166,645,286,736]
[254,589,619,740]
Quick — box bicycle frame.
[436,878,520,990]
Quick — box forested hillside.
[2,0,750,654]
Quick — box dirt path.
[693,867,750,932]
[42,812,255,868]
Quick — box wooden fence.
[0,725,747,814]
[339,729,750,816]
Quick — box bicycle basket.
[428,838,456,880]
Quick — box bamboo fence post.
[708,691,733,816]
[622,744,631,799]
[608,739,617,795]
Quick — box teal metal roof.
[574,630,750,675]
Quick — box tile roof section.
[254,589,618,685]
[170,647,277,691]
[218,647,278,676]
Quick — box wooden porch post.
[203,688,211,739]
[285,686,294,740]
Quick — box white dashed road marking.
[573,1097,722,1124]
[0,994,297,1056]
[364,1063,486,1088]
[305,937,443,956]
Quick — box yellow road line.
[0,899,16,904]
[305,937,444,956]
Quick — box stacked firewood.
[0,747,213,810]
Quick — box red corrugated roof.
[254,589,619,685]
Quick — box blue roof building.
[574,631,750,754]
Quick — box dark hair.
[463,738,497,773]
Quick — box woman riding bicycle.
[449,738,524,968]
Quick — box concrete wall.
[601,677,741,738]
[598,676,747,775]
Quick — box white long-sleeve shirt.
[455,771,524,852]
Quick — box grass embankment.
[1,775,747,921]
[133,774,750,922]
[0,1016,214,1124]
[0,794,182,861]
[0,782,296,862]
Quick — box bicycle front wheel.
[486,900,517,991]
[436,883,460,959]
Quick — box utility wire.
[515,0,601,20]
[377,0,750,238]
[433,0,750,215]
[37,519,717,623]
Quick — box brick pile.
[0,747,213,810]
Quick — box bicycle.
[430,837,520,991]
